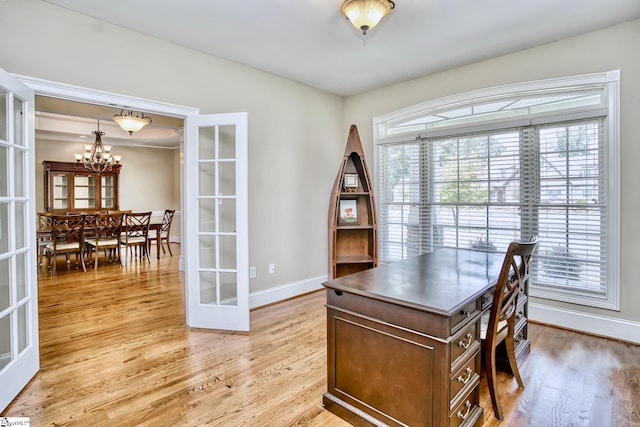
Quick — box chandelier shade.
[74,122,121,173]
[113,109,152,135]
[341,0,395,35]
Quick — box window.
[374,71,620,310]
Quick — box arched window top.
[376,71,618,139]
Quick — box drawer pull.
[460,310,470,317]
[334,290,343,296]
[458,333,473,349]
[457,367,472,385]
[457,401,472,420]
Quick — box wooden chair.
[84,213,124,269]
[43,214,87,275]
[37,212,54,267]
[481,235,538,420]
[148,209,175,256]
[120,211,151,263]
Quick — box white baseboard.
[250,275,327,309]
[529,302,640,344]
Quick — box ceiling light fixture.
[74,121,121,173]
[113,109,152,135]
[341,0,395,35]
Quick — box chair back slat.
[50,214,86,245]
[38,212,53,230]
[94,213,124,239]
[485,236,538,347]
[124,212,151,238]
[161,209,175,233]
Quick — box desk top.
[323,248,505,316]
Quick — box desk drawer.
[451,300,480,333]
[450,350,480,406]
[450,321,480,370]
[449,386,482,427]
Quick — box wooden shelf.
[328,125,378,279]
[336,255,374,264]
[339,191,370,196]
[336,224,374,230]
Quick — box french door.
[184,113,249,331]
[0,67,39,411]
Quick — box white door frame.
[15,74,199,271]
[15,75,250,330]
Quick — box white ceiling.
[35,96,184,149]
[35,0,640,149]
[44,0,640,97]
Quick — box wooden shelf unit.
[328,125,378,279]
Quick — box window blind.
[377,117,608,300]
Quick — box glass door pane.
[197,125,238,307]
[0,92,6,141]
[52,173,68,210]
[74,174,95,209]
[101,175,114,208]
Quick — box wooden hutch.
[42,160,121,213]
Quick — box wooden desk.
[322,248,506,427]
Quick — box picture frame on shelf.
[343,173,359,192]
[338,199,359,225]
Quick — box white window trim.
[373,71,620,310]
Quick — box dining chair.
[84,213,124,269]
[43,214,87,275]
[37,212,54,267]
[481,235,538,420]
[121,211,152,263]
[148,209,175,256]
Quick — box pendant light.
[113,109,152,135]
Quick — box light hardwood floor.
[3,245,640,426]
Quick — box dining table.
[322,247,511,427]
[37,213,166,265]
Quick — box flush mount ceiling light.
[113,109,152,135]
[341,0,395,35]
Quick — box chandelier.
[341,0,395,35]
[74,121,121,173]
[113,109,152,135]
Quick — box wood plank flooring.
[3,245,640,426]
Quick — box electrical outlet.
[269,263,275,274]
[249,266,256,278]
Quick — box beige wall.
[343,19,640,323]
[3,1,638,326]
[0,0,345,293]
